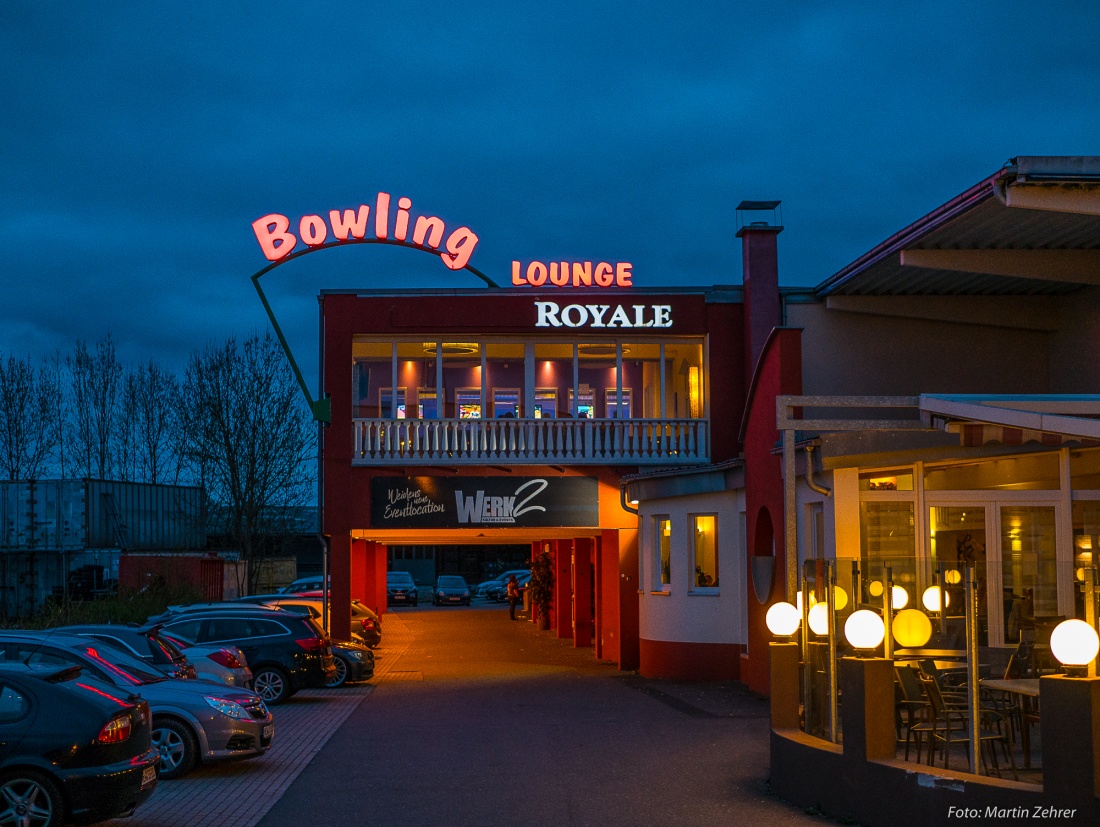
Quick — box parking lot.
[110,601,822,827]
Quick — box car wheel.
[0,772,64,827]
[152,719,198,780]
[326,655,349,688]
[252,666,292,704]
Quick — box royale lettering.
[535,301,672,329]
[252,192,479,270]
[512,260,633,288]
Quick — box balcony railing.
[352,418,708,466]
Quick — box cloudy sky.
[2,2,1098,386]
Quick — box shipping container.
[0,480,204,551]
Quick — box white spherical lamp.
[831,586,849,611]
[844,609,885,653]
[808,603,830,636]
[1049,619,1100,676]
[766,601,801,638]
[891,585,909,609]
[921,586,950,613]
[892,609,933,648]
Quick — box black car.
[153,607,337,704]
[55,623,199,681]
[387,571,419,606]
[0,662,159,825]
[328,640,375,688]
[432,575,471,606]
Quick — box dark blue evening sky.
[2,2,1098,386]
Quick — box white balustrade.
[352,418,708,465]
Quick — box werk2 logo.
[455,479,548,524]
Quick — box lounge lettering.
[252,192,479,270]
[535,301,672,329]
[512,260,632,288]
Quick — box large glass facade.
[353,336,706,420]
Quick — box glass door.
[928,505,988,645]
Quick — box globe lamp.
[891,585,909,609]
[765,601,801,639]
[1049,619,1100,676]
[944,569,962,585]
[867,580,884,598]
[831,586,849,611]
[892,609,933,648]
[921,585,950,613]
[808,602,830,636]
[844,609,885,654]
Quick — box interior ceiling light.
[577,344,630,357]
[422,343,479,355]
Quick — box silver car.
[0,632,273,780]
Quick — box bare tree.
[179,332,315,591]
[126,360,181,484]
[68,335,123,479]
[0,353,56,480]
[42,350,68,478]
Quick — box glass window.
[379,388,407,419]
[163,619,202,644]
[692,515,718,588]
[859,470,914,491]
[666,342,704,419]
[493,388,520,418]
[605,388,632,418]
[924,454,1060,491]
[352,341,393,418]
[1070,449,1100,489]
[623,342,662,418]
[1001,506,1057,644]
[569,387,595,418]
[0,685,29,723]
[534,343,572,418]
[534,389,558,419]
[859,502,916,605]
[417,388,439,419]
[202,618,255,643]
[485,343,524,417]
[656,517,671,588]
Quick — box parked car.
[432,575,471,606]
[488,571,532,602]
[328,640,375,688]
[0,632,273,780]
[236,594,382,648]
[158,634,254,688]
[280,575,329,594]
[474,569,530,600]
[55,623,199,681]
[386,571,419,606]
[152,607,336,704]
[0,661,159,825]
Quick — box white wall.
[637,489,745,646]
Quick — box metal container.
[0,480,205,551]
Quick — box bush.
[2,583,205,630]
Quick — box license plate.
[263,724,274,739]
[141,766,156,789]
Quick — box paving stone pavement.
[104,612,420,827]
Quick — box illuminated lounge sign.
[371,476,599,529]
[512,260,633,288]
[252,192,479,270]
[534,301,672,329]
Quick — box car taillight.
[208,650,244,669]
[96,713,132,744]
[295,637,325,653]
[359,618,375,632]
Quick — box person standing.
[506,575,520,620]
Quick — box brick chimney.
[736,200,783,381]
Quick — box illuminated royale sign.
[251,192,479,270]
[371,476,599,529]
[534,301,672,329]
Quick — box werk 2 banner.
[371,476,599,529]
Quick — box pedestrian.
[506,574,520,620]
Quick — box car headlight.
[205,696,250,719]
[346,649,364,660]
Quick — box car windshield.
[438,576,466,588]
[387,573,414,584]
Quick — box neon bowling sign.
[251,192,479,270]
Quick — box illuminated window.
[656,517,671,588]
[692,515,718,589]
